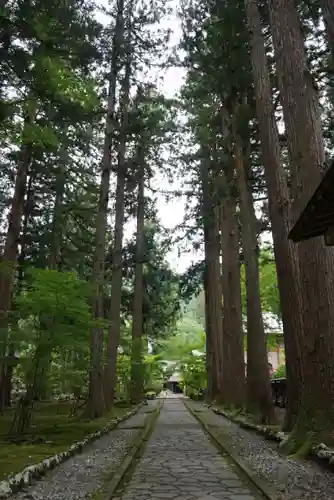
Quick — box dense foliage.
[0,0,333,472]
[0,0,181,439]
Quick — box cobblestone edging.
[0,403,144,499]
[211,405,334,470]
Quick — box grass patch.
[0,400,135,481]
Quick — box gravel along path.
[12,402,158,500]
[116,398,261,500]
[187,402,334,500]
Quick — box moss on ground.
[0,401,135,481]
[214,405,281,434]
[281,403,334,457]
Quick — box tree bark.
[130,158,145,403]
[0,107,34,412]
[2,344,14,407]
[204,287,214,402]
[244,0,304,430]
[200,151,223,401]
[85,0,125,418]
[268,0,334,449]
[48,154,66,271]
[322,0,334,105]
[9,326,54,437]
[103,38,131,410]
[234,126,275,423]
[322,0,334,48]
[220,170,245,408]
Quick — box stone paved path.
[118,399,261,500]
[13,402,157,500]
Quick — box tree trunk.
[220,172,245,408]
[48,158,66,270]
[204,287,215,402]
[268,0,334,449]
[1,174,35,410]
[203,263,218,401]
[0,0,11,92]
[130,159,145,403]
[0,107,34,412]
[2,345,14,407]
[244,0,304,430]
[200,151,223,401]
[9,329,54,438]
[104,39,131,410]
[322,0,334,48]
[85,0,125,418]
[234,127,275,423]
[322,0,334,105]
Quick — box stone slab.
[119,399,261,500]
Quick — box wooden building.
[288,161,334,244]
[163,373,183,394]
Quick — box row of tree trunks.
[234,125,275,423]
[104,34,132,411]
[244,0,304,430]
[220,173,245,407]
[202,0,334,438]
[268,0,334,449]
[201,117,273,420]
[85,0,125,418]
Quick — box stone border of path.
[210,405,334,471]
[184,400,279,500]
[0,402,144,500]
[96,399,163,500]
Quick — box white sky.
[97,0,198,274]
[96,1,272,274]
[134,9,198,273]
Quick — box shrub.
[273,364,286,378]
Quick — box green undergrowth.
[0,400,135,481]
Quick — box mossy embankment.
[0,400,135,480]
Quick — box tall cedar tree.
[268,0,334,449]
[244,0,304,429]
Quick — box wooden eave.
[288,162,334,243]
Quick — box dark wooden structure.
[288,161,334,244]
[270,378,287,407]
[163,374,183,394]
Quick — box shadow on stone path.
[117,399,261,500]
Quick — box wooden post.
[324,223,334,246]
